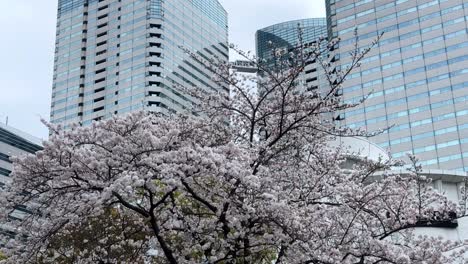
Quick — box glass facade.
[58,0,93,15]
[255,18,328,91]
[51,0,228,127]
[327,0,468,171]
[148,0,162,18]
[256,18,327,66]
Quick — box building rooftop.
[0,122,43,148]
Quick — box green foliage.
[38,208,150,264]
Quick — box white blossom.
[0,35,465,264]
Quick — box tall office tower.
[255,18,328,91]
[327,0,468,171]
[0,123,42,237]
[51,0,228,127]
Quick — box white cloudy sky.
[0,0,325,139]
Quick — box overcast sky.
[0,0,325,139]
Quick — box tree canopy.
[0,35,465,263]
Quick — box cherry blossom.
[0,34,465,263]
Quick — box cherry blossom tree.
[0,34,466,263]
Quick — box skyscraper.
[327,0,468,171]
[255,18,328,91]
[51,0,228,127]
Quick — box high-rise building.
[255,18,328,91]
[327,0,468,171]
[0,123,42,237]
[51,0,228,127]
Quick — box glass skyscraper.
[51,0,228,127]
[255,18,328,91]
[327,0,468,171]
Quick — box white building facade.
[51,0,229,127]
[0,123,42,238]
[327,0,468,172]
